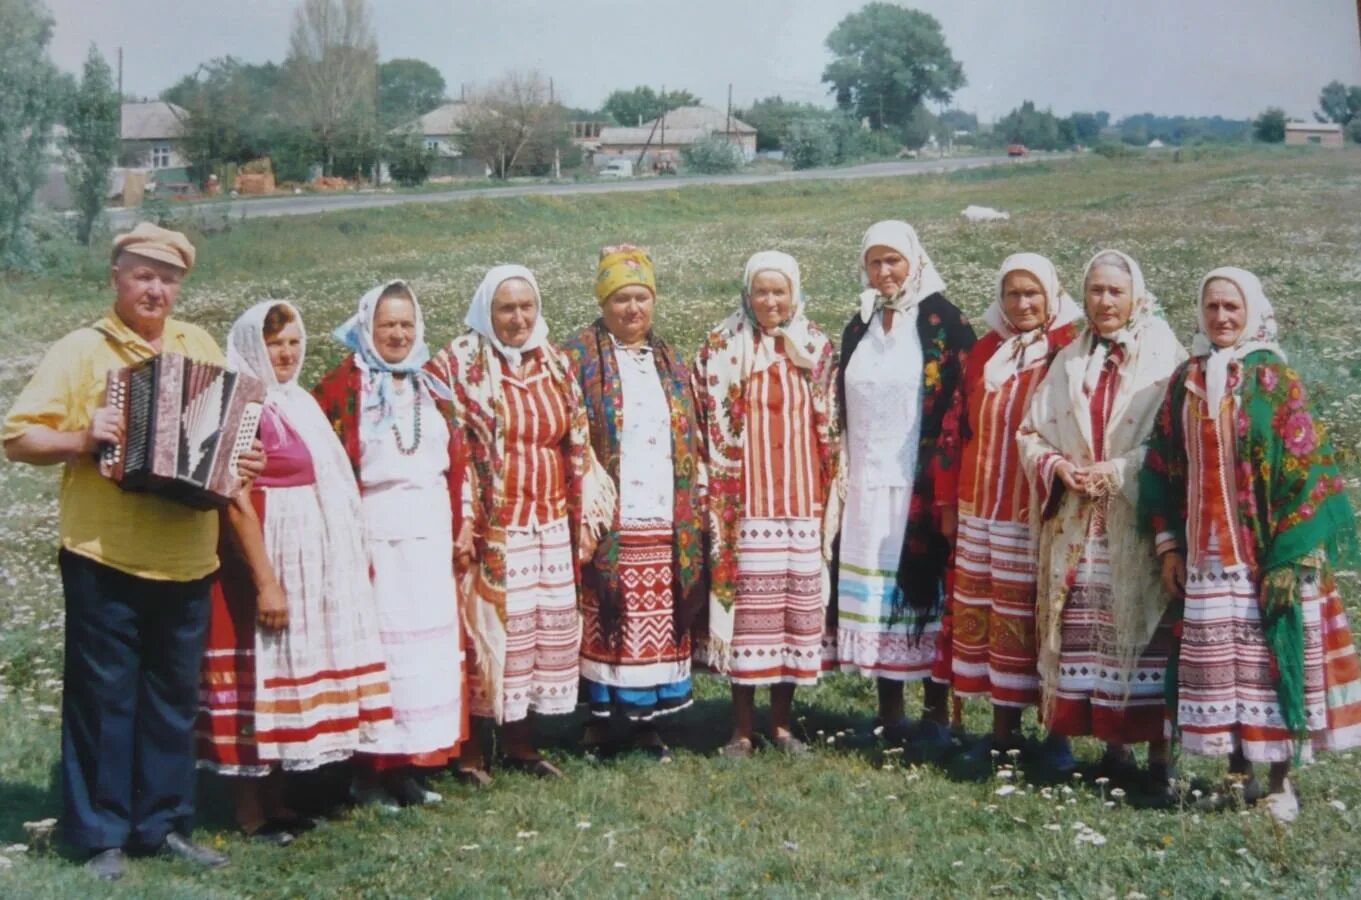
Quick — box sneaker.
[350,781,402,813]
[158,832,229,869]
[391,776,443,806]
[84,848,125,881]
[1265,779,1299,824]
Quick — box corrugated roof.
[121,102,186,141]
[598,105,755,147]
[1285,121,1342,132]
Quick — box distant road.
[108,154,1061,227]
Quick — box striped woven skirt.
[581,520,692,721]
[197,488,394,776]
[727,517,824,686]
[469,517,581,722]
[1176,541,1361,762]
[1049,534,1172,744]
[949,515,1040,707]
[832,485,940,681]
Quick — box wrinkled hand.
[1055,459,1085,494]
[256,581,289,630]
[1160,551,1187,600]
[455,520,476,568]
[578,524,599,562]
[1075,461,1119,498]
[86,406,124,455]
[237,439,267,487]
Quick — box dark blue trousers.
[58,549,213,853]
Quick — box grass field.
[1,148,1360,898]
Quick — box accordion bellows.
[100,353,266,509]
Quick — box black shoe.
[245,823,295,847]
[84,848,125,881]
[159,832,229,868]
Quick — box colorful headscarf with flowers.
[595,245,657,303]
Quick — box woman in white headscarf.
[313,280,468,805]
[444,265,615,779]
[825,221,975,747]
[944,254,1083,765]
[197,301,393,843]
[1141,267,1361,822]
[1017,249,1186,790]
[694,251,838,756]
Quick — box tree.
[601,86,700,127]
[163,57,283,185]
[0,0,63,267]
[822,3,965,131]
[1316,80,1361,126]
[680,134,742,173]
[997,100,1068,150]
[1067,111,1106,145]
[385,126,435,186]
[786,118,838,169]
[739,96,834,151]
[64,45,119,245]
[281,0,378,174]
[1252,107,1286,143]
[457,71,564,179]
[378,58,446,129]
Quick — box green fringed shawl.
[1141,351,1359,737]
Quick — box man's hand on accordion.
[86,406,124,456]
[236,439,267,488]
[256,580,289,630]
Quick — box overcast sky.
[44,0,1361,122]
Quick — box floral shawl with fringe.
[443,333,616,722]
[1141,351,1358,736]
[562,319,707,650]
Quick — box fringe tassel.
[1261,566,1308,738]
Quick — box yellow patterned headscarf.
[594,245,657,303]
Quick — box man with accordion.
[3,224,264,881]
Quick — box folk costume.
[1017,250,1186,743]
[947,254,1082,708]
[693,251,837,685]
[1141,267,1361,762]
[827,221,975,681]
[198,302,393,777]
[564,247,706,721]
[313,281,467,769]
[446,266,616,724]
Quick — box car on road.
[599,160,635,178]
[1007,144,1028,157]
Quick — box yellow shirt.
[2,313,226,581]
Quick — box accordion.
[99,353,266,509]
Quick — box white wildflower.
[995,785,1017,796]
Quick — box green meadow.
[2,148,1360,897]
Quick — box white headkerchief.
[227,300,361,507]
[465,264,550,369]
[981,253,1083,392]
[1191,266,1285,412]
[857,219,948,323]
[1080,249,1162,396]
[742,250,818,371]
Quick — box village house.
[119,101,189,180]
[393,101,489,178]
[1284,121,1344,147]
[595,105,757,170]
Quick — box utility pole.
[117,47,123,97]
[660,84,666,156]
[726,83,733,139]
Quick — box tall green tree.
[377,58,446,129]
[601,86,700,127]
[822,3,964,131]
[739,96,833,151]
[1252,107,1286,143]
[1316,80,1361,126]
[163,57,283,183]
[282,0,378,174]
[997,100,1067,150]
[64,45,119,245]
[0,0,63,267]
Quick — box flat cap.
[111,223,196,272]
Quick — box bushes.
[386,130,435,186]
[787,119,838,170]
[681,135,744,174]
